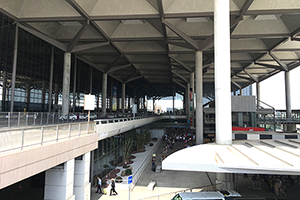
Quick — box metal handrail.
[0,121,94,153]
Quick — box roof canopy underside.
[1,0,300,97]
[162,139,300,175]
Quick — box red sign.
[232,127,265,131]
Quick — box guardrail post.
[56,125,59,141]
[79,123,81,136]
[68,124,71,138]
[34,113,36,126]
[47,113,49,124]
[8,112,10,128]
[41,127,44,145]
[26,112,28,126]
[87,122,89,134]
[18,112,20,127]
[40,112,43,125]
[21,129,24,150]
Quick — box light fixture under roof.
[58,21,82,26]
[121,20,145,25]
[254,15,280,20]
[186,17,209,23]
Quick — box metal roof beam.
[255,62,281,70]
[172,78,186,89]
[269,52,289,72]
[162,18,201,50]
[108,64,132,74]
[126,75,143,83]
[104,56,122,73]
[72,42,110,53]
[169,55,193,72]
[76,56,104,72]
[243,70,259,82]
[18,23,67,52]
[231,81,242,89]
[67,23,88,52]
[172,71,188,83]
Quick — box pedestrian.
[151,157,156,172]
[95,177,102,194]
[110,178,118,196]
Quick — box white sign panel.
[84,94,95,110]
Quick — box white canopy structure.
[162,139,300,175]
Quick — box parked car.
[86,114,97,119]
[59,114,77,121]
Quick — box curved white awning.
[162,139,300,175]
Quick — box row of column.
[44,152,91,200]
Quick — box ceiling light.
[254,15,279,20]
[58,21,82,26]
[186,17,209,23]
[121,20,144,25]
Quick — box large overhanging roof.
[162,139,300,175]
[1,0,300,97]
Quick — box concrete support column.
[102,73,107,116]
[186,82,190,124]
[110,78,113,113]
[190,72,195,127]
[48,46,54,113]
[54,84,59,106]
[42,80,46,111]
[216,173,234,190]
[90,67,93,94]
[74,152,91,200]
[214,0,232,145]
[195,51,203,144]
[153,98,155,113]
[238,113,243,127]
[172,85,175,113]
[256,82,260,108]
[240,88,243,96]
[72,56,77,113]
[122,83,125,114]
[62,52,71,116]
[285,71,292,131]
[10,23,18,113]
[2,70,7,111]
[26,83,30,111]
[45,159,75,200]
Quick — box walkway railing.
[135,183,221,200]
[132,137,163,186]
[0,122,94,153]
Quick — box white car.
[218,190,241,198]
[59,114,77,121]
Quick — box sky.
[253,66,300,110]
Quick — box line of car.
[59,114,97,121]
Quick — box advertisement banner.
[112,84,117,111]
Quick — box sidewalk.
[92,138,216,200]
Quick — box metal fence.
[0,121,94,153]
[0,112,94,128]
[135,184,221,200]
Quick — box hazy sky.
[253,66,300,110]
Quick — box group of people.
[95,177,118,196]
[248,174,288,196]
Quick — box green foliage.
[136,133,145,152]
[103,164,109,168]
[123,164,130,169]
[115,176,123,183]
[144,129,151,144]
[125,169,132,175]
[149,143,153,146]
[124,138,133,162]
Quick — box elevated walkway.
[0,115,179,189]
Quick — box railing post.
[87,122,89,134]
[26,112,28,126]
[8,112,10,128]
[41,127,44,145]
[68,124,71,138]
[56,125,59,141]
[79,123,81,136]
[21,129,24,150]
[47,113,49,124]
[40,112,43,125]
[18,112,20,127]
[34,113,36,126]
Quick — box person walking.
[95,177,102,194]
[110,178,118,196]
